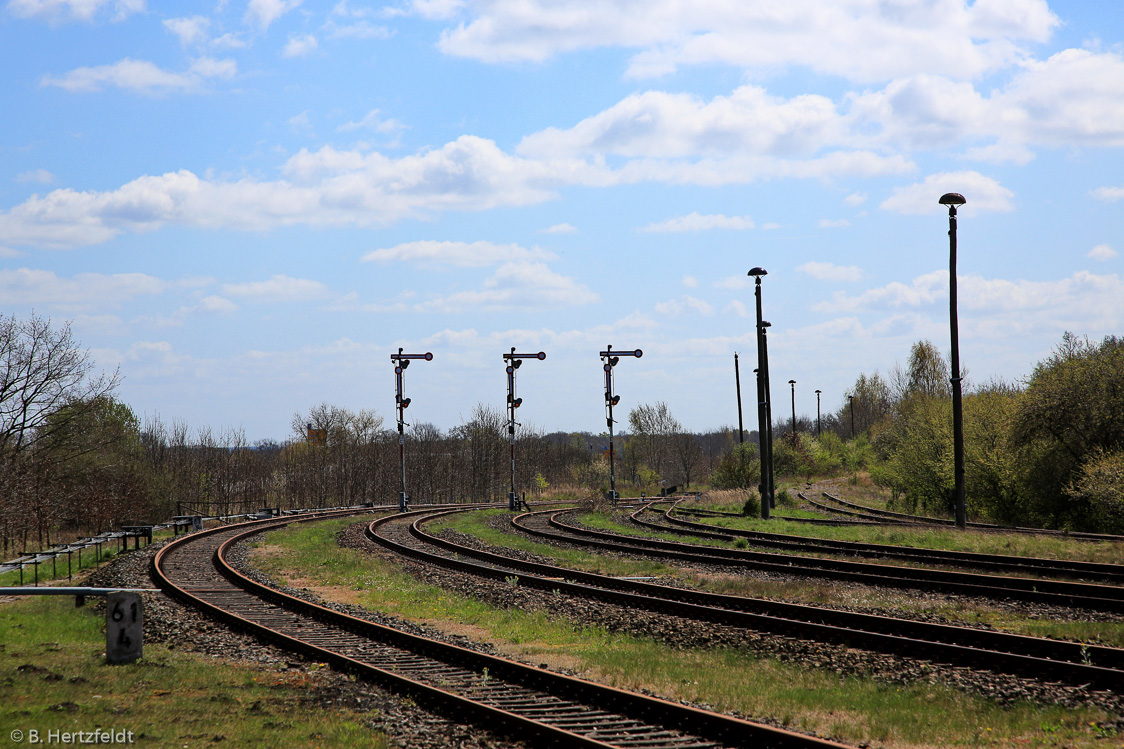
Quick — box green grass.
[679,508,1124,564]
[247,517,1121,748]
[0,596,386,748]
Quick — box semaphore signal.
[391,348,433,512]
[503,348,546,511]
[600,345,643,503]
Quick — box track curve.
[153,505,851,749]
[361,506,1124,693]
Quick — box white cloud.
[434,0,1056,82]
[0,138,564,249]
[847,50,1124,159]
[539,223,577,234]
[221,275,330,301]
[639,212,754,233]
[164,16,210,47]
[337,109,405,134]
[815,271,1124,339]
[1091,186,1124,202]
[362,240,553,267]
[0,246,21,258]
[385,0,465,20]
[880,171,1014,215]
[245,0,302,30]
[41,57,237,93]
[7,0,144,22]
[0,267,165,309]
[761,222,781,230]
[284,33,319,58]
[654,295,715,317]
[817,218,850,228]
[682,275,698,288]
[843,192,866,206]
[198,295,239,313]
[797,261,863,282]
[16,169,54,184]
[1089,244,1118,261]
[414,261,598,312]
[519,86,850,159]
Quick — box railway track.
[654,501,1124,584]
[363,507,1124,693]
[817,493,1124,542]
[152,504,852,749]
[523,505,1124,613]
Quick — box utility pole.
[734,353,745,444]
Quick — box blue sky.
[2,0,1122,442]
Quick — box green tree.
[1013,334,1124,528]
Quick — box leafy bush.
[711,442,760,490]
[741,491,761,517]
[1065,449,1124,534]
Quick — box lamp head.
[747,267,768,277]
[789,379,796,385]
[939,193,966,206]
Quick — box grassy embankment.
[0,595,385,747]
[247,515,1120,748]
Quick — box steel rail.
[524,506,1124,613]
[153,505,849,749]
[365,507,1124,692]
[818,493,1124,542]
[652,501,1124,584]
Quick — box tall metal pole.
[749,268,771,519]
[391,348,433,512]
[849,394,855,438]
[815,390,822,437]
[600,346,643,502]
[734,353,745,444]
[788,379,797,440]
[761,322,776,510]
[941,192,968,530]
[504,348,546,511]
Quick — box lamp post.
[848,394,855,438]
[748,268,773,518]
[788,379,797,440]
[815,390,822,437]
[504,348,546,511]
[761,321,776,510]
[940,192,968,530]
